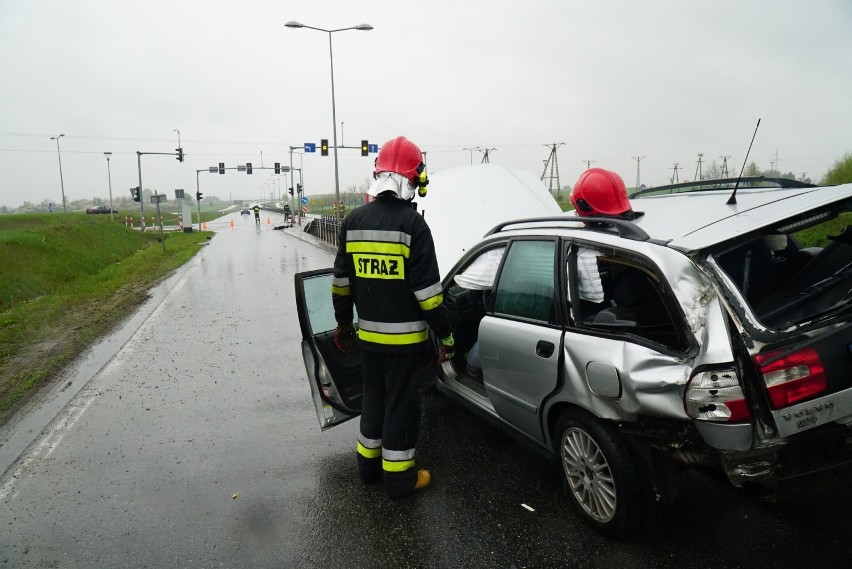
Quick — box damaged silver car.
[295,167,852,537]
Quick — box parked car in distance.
[85,205,118,214]
[240,208,251,216]
[295,166,852,538]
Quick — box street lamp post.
[50,134,67,213]
[285,20,373,224]
[104,152,114,221]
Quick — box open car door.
[294,269,362,430]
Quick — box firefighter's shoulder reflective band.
[348,229,412,247]
[357,441,381,459]
[415,283,444,311]
[347,241,410,258]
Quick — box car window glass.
[571,251,682,350]
[302,274,358,335]
[712,211,851,329]
[493,240,556,323]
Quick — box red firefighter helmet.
[374,136,424,184]
[570,168,633,217]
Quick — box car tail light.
[685,368,751,423]
[754,347,826,409]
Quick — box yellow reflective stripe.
[331,285,351,296]
[346,241,410,258]
[418,292,443,311]
[357,442,381,459]
[358,328,429,345]
[383,459,415,473]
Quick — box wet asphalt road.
[1,211,850,568]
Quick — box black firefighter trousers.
[357,349,428,499]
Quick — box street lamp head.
[104,152,112,158]
[51,134,65,141]
[285,20,303,28]
[355,23,373,31]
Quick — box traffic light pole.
[137,149,183,230]
[137,152,145,223]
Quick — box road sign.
[368,144,379,153]
[304,143,316,153]
[300,196,308,204]
[175,189,185,199]
[150,194,167,203]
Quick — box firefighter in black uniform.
[331,136,454,499]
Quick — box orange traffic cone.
[202,222,208,229]
[266,217,271,225]
[230,218,235,228]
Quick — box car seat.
[592,269,658,327]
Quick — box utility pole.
[463,147,480,165]
[541,143,564,197]
[694,153,704,181]
[478,147,496,164]
[631,156,645,193]
[670,163,681,184]
[582,159,595,170]
[720,155,731,178]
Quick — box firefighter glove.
[333,323,357,353]
[437,334,455,364]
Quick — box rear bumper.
[718,423,852,498]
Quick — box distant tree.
[702,160,724,179]
[743,162,761,177]
[822,153,852,185]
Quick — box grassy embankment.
[0,213,211,422]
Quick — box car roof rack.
[630,176,816,198]
[484,216,652,242]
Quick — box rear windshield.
[710,206,851,330]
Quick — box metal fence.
[308,215,341,246]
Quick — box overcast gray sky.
[2,0,851,209]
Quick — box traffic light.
[246,162,252,175]
[361,140,369,157]
[218,162,225,174]
[320,139,329,156]
[274,162,280,174]
[175,147,184,162]
[288,187,294,196]
[130,187,140,202]
[297,183,302,193]
[196,190,203,201]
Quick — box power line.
[582,159,595,170]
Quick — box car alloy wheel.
[560,426,616,523]
[554,410,649,537]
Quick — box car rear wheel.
[555,410,650,537]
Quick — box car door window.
[569,248,684,351]
[493,240,557,323]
